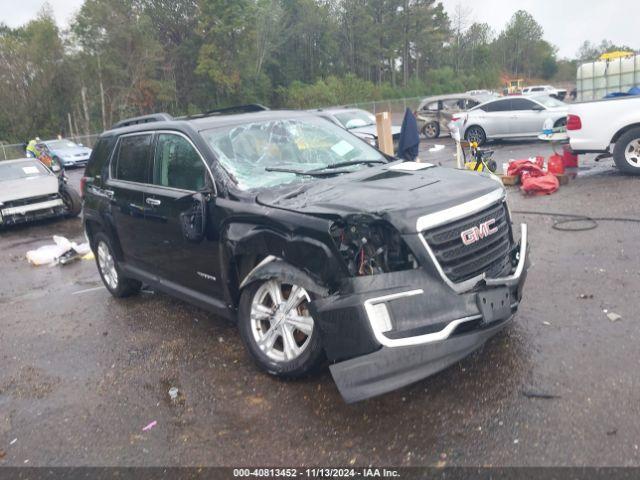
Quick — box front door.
[508,98,545,136]
[141,132,222,297]
[105,133,153,269]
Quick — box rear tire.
[613,127,640,175]
[465,126,487,146]
[238,278,324,378]
[422,122,440,139]
[60,185,82,217]
[93,232,141,298]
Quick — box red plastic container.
[562,145,578,168]
[547,154,565,175]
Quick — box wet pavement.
[0,144,639,467]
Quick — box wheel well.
[612,123,640,144]
[228,254,267,308]
[84,219,102,248]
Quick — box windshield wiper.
[264,167,349,177]
[320,159,386,170]
[266,159,385,178]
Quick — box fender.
[220,221,346,307]
[239,258,329,297]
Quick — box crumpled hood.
[257,162,503,233]
[0,176,59,203]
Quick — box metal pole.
[1,143,6,161]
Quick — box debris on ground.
[429,144,445,153]
[142,421,157,432]
[542,321,552,326]
[9,439,16,446]
[26,236,91,266]
[606,429,617,436]
[168,387,179,401]
[0,449,6,459]
[607,312,622,322]
[578,294,594,299]
[522,390,561,400]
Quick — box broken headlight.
[330,216,418,277]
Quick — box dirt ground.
[1,138,639,467]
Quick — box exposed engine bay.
[330,215,417,276]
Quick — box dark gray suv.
[82,108,529,403]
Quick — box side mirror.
[532,105,545,111]
[179,192,208,242]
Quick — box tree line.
[0,0,634,144]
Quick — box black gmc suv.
[82,108,529,403]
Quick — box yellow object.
[600,51,634,61]
[464,161,486,172]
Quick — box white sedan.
[453,95,568,146]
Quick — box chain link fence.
[341,96,424,123]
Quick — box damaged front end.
[308,189,529,403]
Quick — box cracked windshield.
[202,117,386,190]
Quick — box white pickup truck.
[567,96,640,175]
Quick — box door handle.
[146,198,161,206]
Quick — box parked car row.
[415,92,568,145]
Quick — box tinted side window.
[114,134,152,183]
[153,133,206,191]
[483,100,510,112]
[86,135,117,177]
[510,98,538,110]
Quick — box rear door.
[508,98,545,136]
[141,131,222,297]
[105,133,153,269]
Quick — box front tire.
[238,278,324,378]
[93,232,141,298]
[613,127,640,175]
[465,126,487,146]
[59,185,82,217]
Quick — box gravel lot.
[1,138,639,467]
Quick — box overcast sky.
[0,0,637,59]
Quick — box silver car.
[0,158,81,227]
[38,139,92,168]
[454,95,568,145]
[415,93,495,139]
[311,108,401,149]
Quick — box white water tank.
[577,54,640,101]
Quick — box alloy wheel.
[97,241,118,290]
[250,279,314,363]
[624,139,640,168]
[424,123,438,138]
[466,127,485,144]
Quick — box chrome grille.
[421,202,512,283]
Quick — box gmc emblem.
[461,219,499,246]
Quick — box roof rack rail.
[178,104,270,120]
[205,104,269,115]
[111,113,174,129]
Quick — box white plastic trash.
[26,236,91,266]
